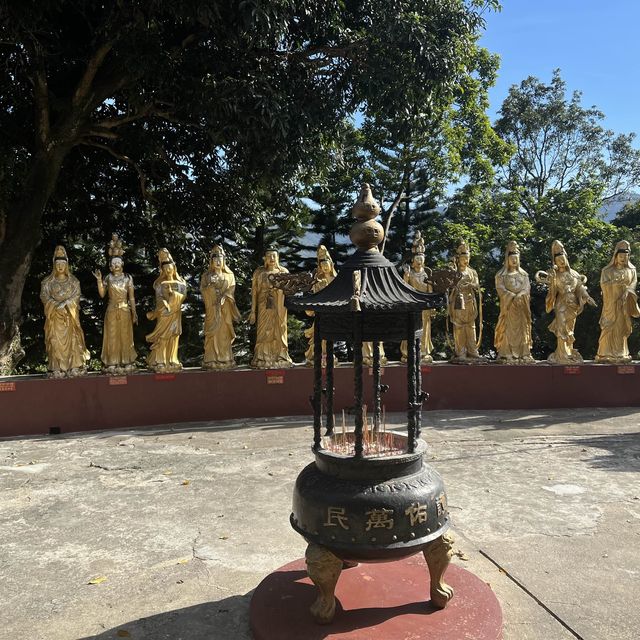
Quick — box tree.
[0,0,502,373]
[494,69,640,216]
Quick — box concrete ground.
[0,408,639,640]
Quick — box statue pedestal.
[2,362,640,438]
[250,555,502,640]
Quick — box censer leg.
[422,533,455,608]
[305,543,343,624]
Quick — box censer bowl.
[290,433,449,562]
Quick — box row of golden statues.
[39,233,639,377]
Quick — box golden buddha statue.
[362,341,387,367]
[535,240,596,364]
[145,248,187,372]
[401,231,434,363]
[40,246,90,377]
[304,245,337,366]
[201,245,241,369]
[595,240,640,363]
[250,247,293,369]
[93,235,138,374]
[448,241,482,362]
[494,240,534,363]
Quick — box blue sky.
[479,2,640,137]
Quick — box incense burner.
[291,434,450,561]
[283,184,455,624]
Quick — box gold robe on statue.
[596,254,640,362]
[494,268,532,361]
[40,273,90,374]
[201,270,241,369]
[251,266,292,369]
[146,278,187,371]
[101,273,137,367]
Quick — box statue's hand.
[146,310,156,321]
[249,311,256,325]
[93,269,102,281]
[132,310,139,325]
[162,299,171,312]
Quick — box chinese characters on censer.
[38,233,640,373]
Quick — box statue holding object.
[250,247,293,369]
[401,231,434,363]
[448,241,483,363]
[304,245,338,366]
[146,248,187,372]
[535,240,596,364]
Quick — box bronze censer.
[285,184,458,624]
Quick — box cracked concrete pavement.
[0,408,639,640]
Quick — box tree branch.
[79,141,150,200]
[72,41,114,109]
[30,44,50,150]
[381,160,414,255]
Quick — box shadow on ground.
[78,592,255,640]
[558,431,640,472]
[428,407,640,432]
[78,575,443,640]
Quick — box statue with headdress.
[40,245,90,377]
[249,245,293,369]
[447,240,483,362]
[93,234,138,374]
[304,245,338,366]
[400,231,434,363]
[494,240,533,363]
[535,240,596,363]
[145,248,187,372]
[595,240,640,363]
[201,245,241,369]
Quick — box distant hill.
[600,193,640,222]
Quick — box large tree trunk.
[0,148,68,374]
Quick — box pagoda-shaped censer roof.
[286,184,446,315]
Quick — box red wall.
[0,362,638,438]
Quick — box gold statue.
[535,240,596,364]
[200,245,241,369]
[93,235,138,374]
[304,245,337,365]
[448,241,482,362]
[401,231,434,363]
[494,240,533,363]
[362,341,387,366]
[40,246,90,377]
[596,240,640,363]
[249,247,293,369]
[145,248,187,372]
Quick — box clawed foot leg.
[423,533,454,608]
[305,543,343,624]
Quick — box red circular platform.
[250,554,502,640]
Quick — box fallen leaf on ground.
[219,535,229,540]
[87,576,107,585]
[176,557,190,564]
[453,550,469,561]
[181,480,190,486]
[116,631,131,638]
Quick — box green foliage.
[495,70,640,212]
[2,0,501,371]
[5,6,640,370]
